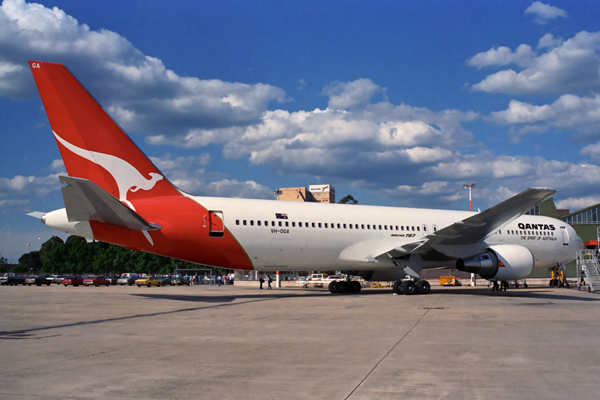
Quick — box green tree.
[18,251,42,272]
[39,236,64,266]
[338,195,358,204]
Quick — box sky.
[2,0,600,260]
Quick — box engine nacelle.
[456,245,534,281]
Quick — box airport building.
[276,184,335,203]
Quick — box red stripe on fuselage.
[89,196,253,270]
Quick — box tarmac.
[1,283,599,400]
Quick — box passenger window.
[236,220,240,225]
[257,220,261,226]
[285,221,289,227]
[272,221,275,227]
[343,224,346,229]
[324,223,328,228]
[243,220,247,226]
[401,226,404,231]
[298,222,302,227]
[337,223,341,229]
[250,220,254,226]
[417,226,420,231]
[318,223,322,228]
[312,222,315,228]
[378,225,382,230]
[412,226,415,231]
[279,221,282,227]
[384,225,388,230]
[355,224,359,229]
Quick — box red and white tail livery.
[28,61,582,295]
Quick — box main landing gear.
[392,279,431,295]
[328,280,362,294]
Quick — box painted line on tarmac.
[344,293,444,400]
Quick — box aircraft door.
[208,210,224,238]
[560,226,569,245]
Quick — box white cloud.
[488,94,600,138]
[323,78,381,109]
[205,179,274,199]
[537,33,563,50]
[467,44,535,69]
[471,31,600,95]
[48,159,64,171]
[556,196,600,211]
[0,172,62,197]
[581,142,600,158]
[525,2,568,25]
[0,0,285,132]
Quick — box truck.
[0,273,27,286]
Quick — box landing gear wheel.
[392,280,403,295]
[328,281,339,294]
[401,280,416,295]
[337,281,348,294]
[350,281,362,294]
[416,280,431,295]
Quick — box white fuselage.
[195,196,581,272]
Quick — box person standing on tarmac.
[259,275,264,289]
[267,275,273,289]
[491,280,499,292]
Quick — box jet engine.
[456,244,534,281]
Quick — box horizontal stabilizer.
[59,175,161,231]
[26,211,46,219]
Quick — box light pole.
[463,183,476,212]
[273,189,282,200]
[463,183,476,286]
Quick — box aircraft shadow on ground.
[131,291,334,303]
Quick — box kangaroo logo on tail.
[54,131,163,210]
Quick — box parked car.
[25,275,52,286]
[46,275,63,284]
[117,273,138,286]
[1,273,27,286]
[136,276,161,287]
[107,275,119,285]
[84,276,111,286]
[171,276,190,286]
[63,276,84,286]
[159,276,173,286]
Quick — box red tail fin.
[29,61,181,206]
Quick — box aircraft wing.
[381,187,556,260]
[59,175,161,231]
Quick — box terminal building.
[276,184,335,203]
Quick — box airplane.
[26,60,583,295]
